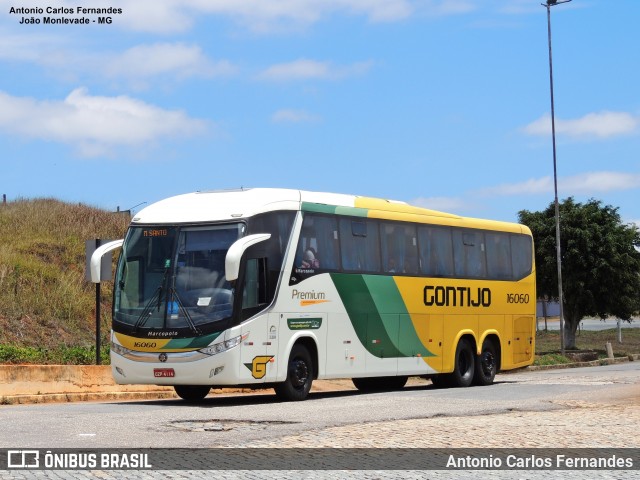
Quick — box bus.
[91,188,535,401]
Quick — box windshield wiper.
[133,267,169,332]
[133,269,201,336]
[167,287,201,336]
[133,288,161,332]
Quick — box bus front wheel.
[274,345,313,401]
[174,385,211,402]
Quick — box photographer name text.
[9,6,122,25]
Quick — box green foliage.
[534,353,572,366]
[0,198,130,362]
[0,344,46,363]
[57,345,110,365]
[520,198,640,348]
[0,344,110,365]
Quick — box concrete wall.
[0,365,175,404]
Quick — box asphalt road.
[1,362,639,450]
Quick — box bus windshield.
[114,223,246,336]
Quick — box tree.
[518,198,640,349]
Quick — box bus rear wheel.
[447,338,475,388]
[352,376,408,392]
[473,339,497,386]
[174,385,211,402]
[274,345,313,401]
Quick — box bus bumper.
[110,347,243,386]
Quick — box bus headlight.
[111,342,130,357]
[198,333,247,356]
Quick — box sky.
[1,0,639,226]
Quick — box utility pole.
[543,0,571,355]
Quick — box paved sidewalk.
[233,396,640,448]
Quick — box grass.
[0,344,110,365]
[534,326,640,365]
[0,198,129,363]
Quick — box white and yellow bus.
[91,188,535,401]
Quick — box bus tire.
[174,385,211,402]
[448,338,475,388]
[352,376,408,392]
[274,344,313,401]
[473,339,497,386]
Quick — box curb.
[527,354,638,371]
[2,390,178,405]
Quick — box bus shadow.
[118,380,512,407]
[119,388,363,408]
[402,381,511,391]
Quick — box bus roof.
[131,188,529,234]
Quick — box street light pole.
[543,0,571,355]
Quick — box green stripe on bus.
[301,202,337,214]
[330,273,402,358]
[362,275,407,313]
[331,273,434,358]
[335,206,368,217]
[363,276,434,358]
[164,331,221,350]
[301,202,369,218]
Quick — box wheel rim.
[481,350,496,377]
[290,359,309,389]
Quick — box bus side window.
[247,211,296,300]
[242,258,268,310]
[339,218,381,272]
[381,222,418,275]
[418,226,454,277]
[486,232,512,280]
[511,234,533,280]
[453,230,487,279]
[291,214,339,283]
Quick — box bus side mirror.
[225,233,271,282]
[90,239,124,283]
[89,239,124,283]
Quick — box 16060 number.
[506,293,530,304]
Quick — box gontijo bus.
[91,188,535,401]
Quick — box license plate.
[154,368,175,378]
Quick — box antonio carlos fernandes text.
[446,454,634,469]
